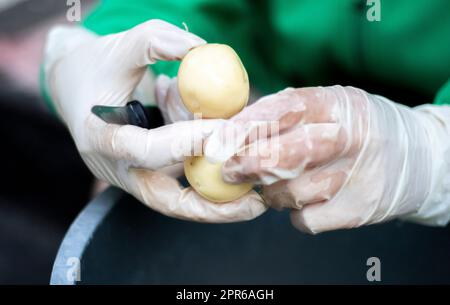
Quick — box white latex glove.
[205,86,450,232]
[154,75,193,124]
[42,20,266,222]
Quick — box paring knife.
[92,100,190,187]
[91,100,261,192]
[91,100,151,129]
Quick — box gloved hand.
[205,86,450,232]
[154,75,193,124]
[42,20,266,222]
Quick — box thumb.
[85,114,224,170]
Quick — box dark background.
[0,0,95,284]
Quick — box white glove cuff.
[402,105,450,226]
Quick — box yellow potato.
[178,43,249,119]
[179,43,253,202]
[184,156,253,203]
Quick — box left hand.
[43,20,267,223]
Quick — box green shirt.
[82,0,450,106]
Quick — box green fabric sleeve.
[434,79,450,105]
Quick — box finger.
[132,69,158,107]
[128,168,268,222]
[222,123,345,185]
[263,169,347,210]
[204,119,271,163]
[232,87,339,125]
[290,198,365,234]
[155,74,171,108]
[86,114,224,170]
[154,74,173,123]
[115,19,205,69]
[166,77,193,122]
[204,87,340,163]
[155,75,193,123]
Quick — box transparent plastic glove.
[42,20,266,222]
[205,86,450,232]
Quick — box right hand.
[42,20,267,222]
[205,86,450,232]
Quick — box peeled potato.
[178,43,249,119]
[184,156,253,203]
[179,43,253,202]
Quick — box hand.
[154,74,193,124]
[43,20,267,222]
[205,86,450,232]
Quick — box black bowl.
[51,187,450,284]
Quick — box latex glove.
[154,75,193,123]
[42,20,266,222]
[205,86,450,232]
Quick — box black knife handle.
[126,100,150,129]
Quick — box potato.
[177,43,249,119]
[184,156,253,203]
[179,43,253,202]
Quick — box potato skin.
[184,156,253,203]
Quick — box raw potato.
[184,156,253,203]
[180,43,254,202]
[178,43,249,119]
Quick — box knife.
[92,100,191,187]
[91,100,151,129]
[91,100,261,192]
